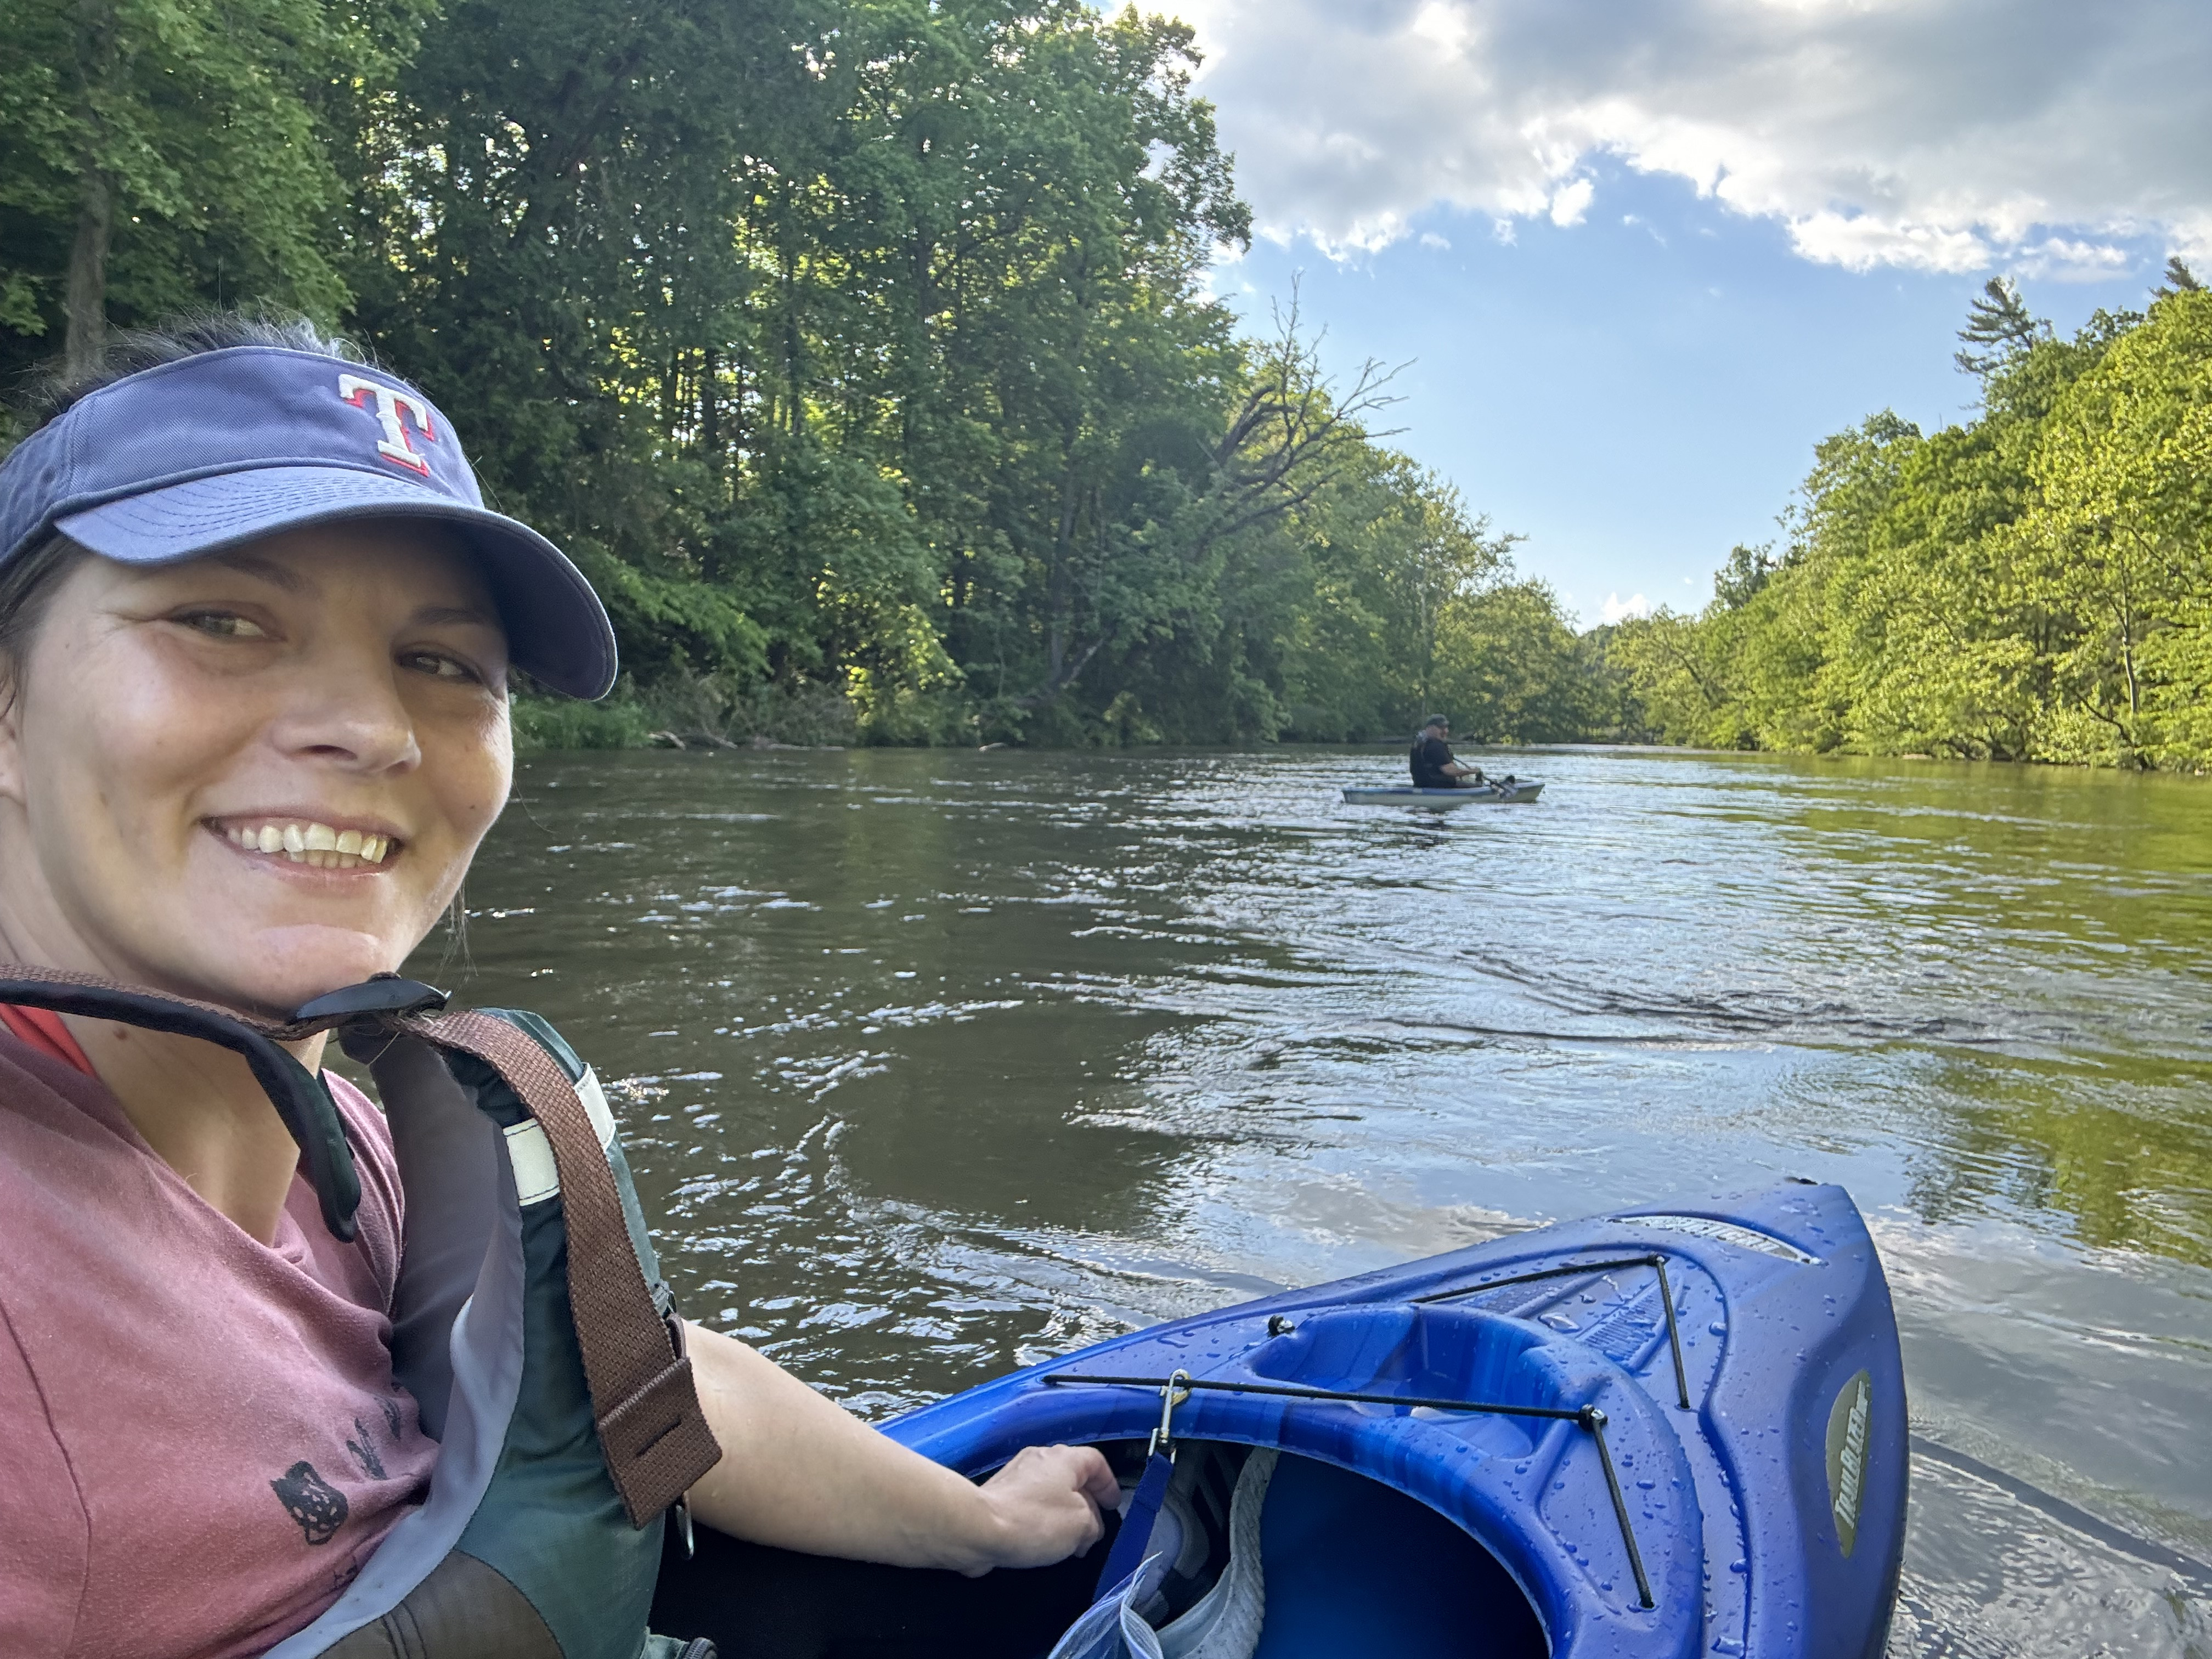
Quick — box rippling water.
[425,745,2212,1655]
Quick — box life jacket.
[1409,736,1449,789]
[0,966,724,1659]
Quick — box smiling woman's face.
[0,521,513,1015]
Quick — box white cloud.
[1602,592,1651,624]
[1175,0,2212,271]
[2010,236,2138,283]
[1787,212,1990,274]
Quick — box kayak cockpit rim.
[1037,1370,1658,1610]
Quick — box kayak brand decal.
[1824,1369,1872,1558]
[1610,1212,1821,1264]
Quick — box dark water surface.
[430,746,2211,1655]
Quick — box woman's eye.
[400,650,482,684]
[179,610,270,640]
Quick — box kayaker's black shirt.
[1410,735,1455,788]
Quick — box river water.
[431,745,2211,1656]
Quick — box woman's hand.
[963,1444,1121,1575]
[684,1323,1121,1576]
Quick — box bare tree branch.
[1014,278,1410,710]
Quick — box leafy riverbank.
[3,0,1615,751]
[8,4,2204,765]
[1611,274,2212,772]
[512,675,863,753]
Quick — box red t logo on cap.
[337,374,436,476]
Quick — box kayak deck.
[652,1182,1905,1659]
[1344,781,1544,806]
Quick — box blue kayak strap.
[1096,1451,1175,1597]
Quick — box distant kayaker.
[1410,714,1486,788]
[0,314,1115,1657]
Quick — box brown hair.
[17,311,365,433]
[0,537,88,718]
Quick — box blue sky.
[1176,0,2210,629]
[1214,164,2171,628]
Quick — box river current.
[427,745,2211,1656]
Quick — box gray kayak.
[1343,781,1545,808]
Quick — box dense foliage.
[1614,270,2212,771]
[14,3,2193,766]
[1,0,1605,749]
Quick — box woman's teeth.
[225,821,394,869]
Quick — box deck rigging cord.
[1042,1370,1658,1610]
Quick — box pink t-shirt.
[0,1025,442,1657]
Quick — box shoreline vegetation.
[1610,270,2212,775]
[3,3,2205,769]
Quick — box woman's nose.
[268,656,422,773]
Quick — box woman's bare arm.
[682,1322,1120,1575]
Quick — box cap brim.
[57,465,618,699]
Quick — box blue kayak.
[651,1181,1906,1659]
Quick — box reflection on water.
[421,746,2212,1655]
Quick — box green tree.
[0,0,423,387]
[1953,275,2049,382]
[3,0,1627,753]
[1712,542,1776,610]
[2021,289,2212,764]
[2152,255,2202,300]
[1615,270,2212,772]
[1610,608,1735,746]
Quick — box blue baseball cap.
[0,345,617,697]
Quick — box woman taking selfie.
[0,315,1115,1658]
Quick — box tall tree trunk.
[781,187,803,442]
[701,346,719,459]
[1046,452,1079,678]
[734,345,751,464]
[65,167,111,375]
[67,0,117,374]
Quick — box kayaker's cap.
[1419,713,1448,731]
[0,346,617,699]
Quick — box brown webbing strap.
[402,1008,721,1526]
[0,964,720,1527]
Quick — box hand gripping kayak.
[0,963,721,1530]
